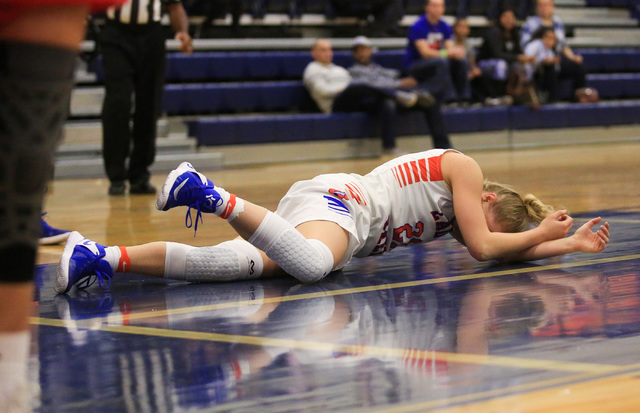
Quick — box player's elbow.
[467,244,495,262]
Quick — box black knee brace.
[0,41,76,282]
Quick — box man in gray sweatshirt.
[303,38,435,154]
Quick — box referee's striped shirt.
[106,0,181,24]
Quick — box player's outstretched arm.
[497,218,610,263]
[443,152,573,261]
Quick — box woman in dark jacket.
[477,9,536,98]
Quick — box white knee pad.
[164,240,264,282]
[249,211,335,283]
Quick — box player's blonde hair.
[483,180,555,233]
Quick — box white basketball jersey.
[353,149,456,257]
[275,149,458,268]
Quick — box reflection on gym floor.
[32,211,640,412]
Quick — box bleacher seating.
[76,45,640,148]
[188,101,640,146]
[586,0,637,7]
[158,71,640,115]
[89,48,640,81]
[162,81,314,114]
[72,0,640,155]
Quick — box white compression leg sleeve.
[164,239,264,282]
[248,211,335,283]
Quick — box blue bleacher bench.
[86,48,640,83]
[188,101,640,147]
[161,73,640,115]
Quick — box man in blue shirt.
[404,0,469,102]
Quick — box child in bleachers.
[452,18,481,102]
[524,27,586,103]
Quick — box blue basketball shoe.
[39,214,71,245]
[156,162,223,233]
[55,231,113,294]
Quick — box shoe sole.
[39,231,71,245]
[156,162,193,211]
[417,92,435,109]
[55,231,84,294]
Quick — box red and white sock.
[212,187,245,221]
[104,246,131,273]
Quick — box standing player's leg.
[0,4,92,410]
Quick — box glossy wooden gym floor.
[33,142,640,412]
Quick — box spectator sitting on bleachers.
[348,36,452,149]
[520,0,586,101]
[524,27,586,103]
[476,9,536,102]
[303,38,435,154]
[521,0,566,48]
[403,0,468,103]
[452,18,481,101]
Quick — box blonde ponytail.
[483,180,555,233]
[522,193,555,225]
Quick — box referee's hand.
[175,31,193,55]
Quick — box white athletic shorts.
[274,173,373,270]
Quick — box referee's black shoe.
[108,181,126,196]
[130,181,157,195]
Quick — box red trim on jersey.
[345,182,367,206]
[409,160,421,183]
[117,246,131,273]
[219,194,237,220]
[392,168,402,187]
[418,158,428,181]
[345,183,361,204]
[0,0,125,10]
[352,183,367,205]
[428,155,444,181]
[396,165,408,187]
[403,163,414,185]
[0,0,126,24]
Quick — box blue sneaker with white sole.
[156,162,223,233]
[40,214,71,245]
[55,231,113,294]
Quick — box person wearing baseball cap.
[303,38,437,154]
[349,36,452,150]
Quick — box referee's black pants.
[100,21,166,186]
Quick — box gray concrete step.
[70,87,103,117]
[571,27,640,46]
[556,0,586,7]
[57,136,197,159]
[63,118,187,143]
[54,151,223,179]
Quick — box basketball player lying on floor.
[55,149,610,294]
